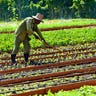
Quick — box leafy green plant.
[1,19,96,32]
[44,86,96,96]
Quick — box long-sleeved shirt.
[15,17,45,42]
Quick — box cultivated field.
[0,19,96,96]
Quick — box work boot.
[11,54,16,64]
[24,53,29,62]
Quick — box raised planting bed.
[10,79,96,96]
[1,24,96,34]
[1,27,96,52]
[0,65,96,86]
[0,72,96,96]
[0,42,96,67]
[0,60,96,83]
[0,57,96,75]
[0,43,96,96]
[0,57,96,95]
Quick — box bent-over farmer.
[11,13,49,64]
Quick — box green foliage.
[72,0,96,18]
[47,90,54,96]
[0,19,96,52]
[1,19,96,32]
[1,26,96,52]
[0,34,14,51]
[0,21,19,32]
[44,86,96,96]
[0,0,96,21]
[0,0,9,21]
[8,0,18,21]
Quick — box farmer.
[11,13,49,64]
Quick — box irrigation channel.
[0,42,96,96]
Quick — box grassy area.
[0,19,96,32]
[40,86,96,96]
[0,21,19,32]
[39,19,96,29]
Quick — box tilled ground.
[0,42,96,96]
[0,62,96,81]
[0,42,96,70]
[0,73,96,95]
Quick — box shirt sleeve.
[26,17,34,35]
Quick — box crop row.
[1,41,96,54]
[0,46,96,63]
[1,42,96,59]
[0,56,96,95]
[0,62,96,81]
[1,42,96,61]
[0,72,96,96]
[0,43,96,95]
[1,19,96,33]
[0,55,96,86]
[0,44,96,72]
[1,24,96,34]
[1,27,96,52]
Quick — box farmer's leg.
[11,36,22,63]
[23,36,31,62]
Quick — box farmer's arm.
[35,27,49,46]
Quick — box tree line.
[0,0,96,21]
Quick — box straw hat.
[32,13,44,22]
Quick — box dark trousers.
[12,35,31,54]
[11,35,31,63]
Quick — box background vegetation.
[1,0,96,21]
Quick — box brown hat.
[32,13,44,22]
